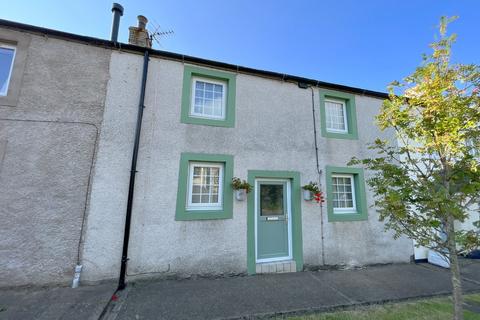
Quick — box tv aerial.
[149,19,174,48]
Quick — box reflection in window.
[0,44,16,96]
[190,77,226,120]
[332,174,356,213]
[260,184,284,216]
[325,99,348,133]
[187,162,223,210]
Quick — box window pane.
[0,46,15,96]
[191,79,226,119]
[325,100,346,132]
[195,81,204,90]
[189,163,223,208]
[332,175,354,210]
[193,176,201,185]
[260,184,284,216]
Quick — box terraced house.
[0,8,415,288]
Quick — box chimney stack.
[128,15,152,48]
[110,3,124,42]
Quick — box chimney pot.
[137,15,148,30]
[128,15,152,48]
[112,3,124,15]
[110,3,124,42]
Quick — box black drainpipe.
[118,50,150,290]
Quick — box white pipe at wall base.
[71,264,83,288]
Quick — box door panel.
[256,180,291,261]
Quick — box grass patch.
[288,294,480,320]
[466,294,480,305]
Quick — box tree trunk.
[446,217,464,320]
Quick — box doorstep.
[256,260,296,274]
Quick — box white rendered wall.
[82,53,414,282]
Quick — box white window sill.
[333,210,358,215]
[186,206,223,211]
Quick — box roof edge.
[0,18,389,100]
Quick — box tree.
[350,17,480,320]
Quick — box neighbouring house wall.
[0,28,111,287]
[456,204,479,232]
[395,127,480,260]
[81,51,143,282]
[82,52,413,282]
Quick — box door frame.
[255,178,293,263]
[247,170,303,274]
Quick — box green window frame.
[181,65,236,128]
[319,89,358,140]
[325,166,368,222]
[175,153,234,220]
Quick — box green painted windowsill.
[175,153,234,221]
[319,89,358,140]
[181,65,236,128]
[325,166,368,222]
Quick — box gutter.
[118,50,150,290]
[0,19,389,100]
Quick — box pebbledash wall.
[80,50,414,282]
[0,19,415,287]
[0,25,111,286]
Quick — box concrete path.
[2,260,479,319]
[113,260,480,320]
[0,281,115,320]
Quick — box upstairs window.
[325,99,348,133]
[319,89,358,140]
[191,77,227,120]
[0,44,16,96]
[181,65,236,127]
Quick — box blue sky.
[1,1,479,92]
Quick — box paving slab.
[2,261,479,319]
[0,282,115,320]
[116,272,352,320]
[113,262,480,320]
[459,258,480,284]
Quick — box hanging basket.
[235,189,247,201]
[303,190,313,201]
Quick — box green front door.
[256,179,292,262]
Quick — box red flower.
[314,192,325,203]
